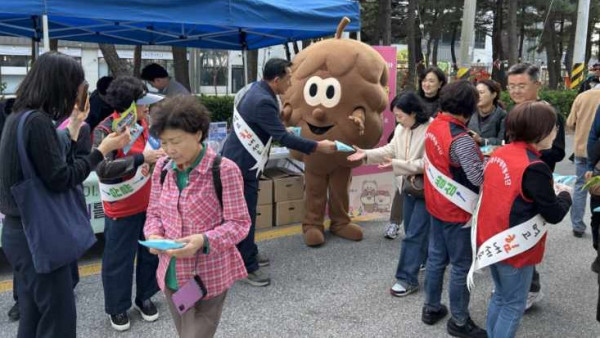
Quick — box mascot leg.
[328,166,363,241]
[302,169,328,247]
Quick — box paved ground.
[0,134,599,337]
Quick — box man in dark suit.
[221,58,336,286]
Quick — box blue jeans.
[424,216,472,324]
[101,212,159,315]
[395,192,430,287]
[237,177,259,273]
[571,157,588,232]
[487,263,534,338]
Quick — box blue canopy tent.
[0,0,360,50]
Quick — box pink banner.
[352,46,397,176]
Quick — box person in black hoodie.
[506,62,566,312]
[85,76,114,131]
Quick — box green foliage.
[499,89,578,117]
[198,95,234,124]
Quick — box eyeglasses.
[507,84,530,92]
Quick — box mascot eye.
[321,78,342,108]
[303,76,323,107]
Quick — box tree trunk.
[49,39,58,51]
[450,25,458,72]
[379,0,392,45]
[406,0,417,90]
[133,45,142,78]
[99,44,130,77]
[425,37,432,67]
[293,41,300,54]
[172,46,190,91]
[558,15,565,71]
[542,13,561,90]
[585,16,595,65]
[432,37,440,66]
[507,0,518,66]
[492,0,504,62]
[284,43,291,61]
[247,49,258,83]
[518,5,526,60]
[564,13,577,74]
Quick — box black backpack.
[159,155,223,208]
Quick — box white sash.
[424,155,479,214]
[233,106,272,178]
[99,143,152,202]
[466,190,546,290]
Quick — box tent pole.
[243,48,248,86]
[42,14,50,52]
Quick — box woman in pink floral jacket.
[144,96,250,338]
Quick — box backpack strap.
[159,158,171,186]
[212,155,223,209]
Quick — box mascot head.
[281,18,389,149]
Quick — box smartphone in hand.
[77,81,89,111]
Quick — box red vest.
[476,142,546,268]
[424,114,482,223]
[101,113,151,218]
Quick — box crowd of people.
[0,50,598,338]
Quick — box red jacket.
[476,142,546,268]
[424,114,481,223]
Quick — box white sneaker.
[525,290,543,311]
[384,223,400,239]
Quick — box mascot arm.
[391,158,425,177]
[348,108,366,136]
[255,100,317,155]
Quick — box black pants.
[530,267,540,293]
[2,217,76,338]
[101,212,159,315]
[13,262,80,303]
[237,178,259,273]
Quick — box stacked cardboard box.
[263,167,305,227]
[256,176,273,229]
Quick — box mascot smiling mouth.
[306,122,334,135]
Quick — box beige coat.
[566,88,600,157]
[363,121,429,187]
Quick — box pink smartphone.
[171,275,207,315]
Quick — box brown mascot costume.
[281,18,388,247]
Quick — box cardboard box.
[274,199,304,226]
[263,167,304,202]
[257,176,273,206]
[256,204,273,229]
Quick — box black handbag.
[11,111,96,273]
[403,174,425,198]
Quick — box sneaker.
[525,290,543,311]
[242,268,271,287]
[257,252,270,267]
[384,223,400,239]
[592,257,600,274]
[390,281,418,297]
[7,302,19,322]
[421,304,448,325]
[420,263,426,271]
[447,317,487,338]
[134,298,159,322]
[109,312,130,331]
[573,230,584,238]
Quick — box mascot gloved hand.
[281,18,389,247]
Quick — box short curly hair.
[105,76,145,113]
[150,95,211,143]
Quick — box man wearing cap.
[93,76,166,332]
[141,63,190,97]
